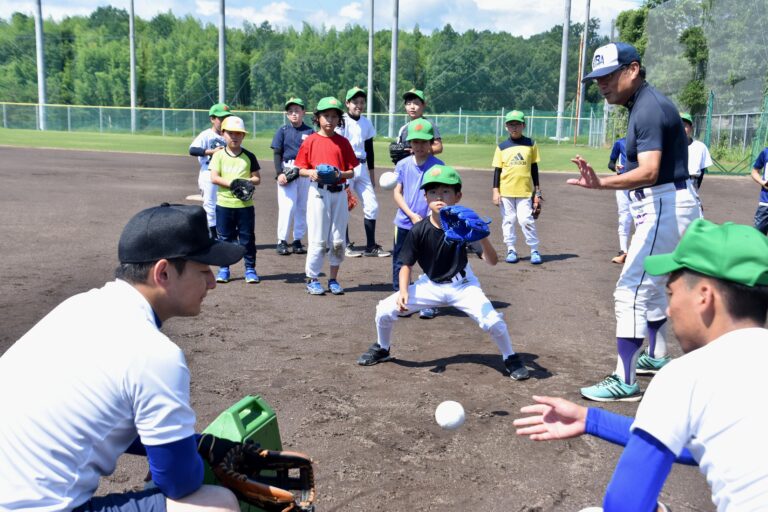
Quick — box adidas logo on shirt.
[508,152,527,166]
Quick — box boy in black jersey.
[357,165,529,380]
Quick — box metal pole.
[2,103,6,129]
[464,115,468,145]
[162,109,166,136]
[556,0,571,142]
[729,114,735,149]
[99,107,103,133]
[387,0,399,138]
[743,113,749,150]
[67,105,71,131]
[34,0,46,130]
[576,0,590,135]
[367,0,374,118]
[218,0,226,103]
[252,111,256,138]
[129,0,137,134]
[458,107,462,135]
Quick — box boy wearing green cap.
[294,97,359,295]
[189,102,232,238]
[357,165,530,380]
[394,89,443,159]
[492,110,543,265]
[271,97,314,256]
[514,218,768,510]
[680,112,712,191]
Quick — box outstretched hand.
[567,155,603,189]
[513,395,588,441]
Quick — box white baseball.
[378,171,398,190]
[435,400,465,430]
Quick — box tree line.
[0,7,608,113]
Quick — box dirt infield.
[1,146,756,511]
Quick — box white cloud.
[196,0,218,17]
[339,2,363,21]
[227,2,292,26]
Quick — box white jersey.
[632,328,768,511]
[338,114,376,159]
[190,128,226,172]
[687,139,713,178]
[0,280,196,511]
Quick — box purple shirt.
[393,155,444,230]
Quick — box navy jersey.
[271,123,314,161]
[609,138,628,174]
[754,148,768,205]
[625,83,689,185]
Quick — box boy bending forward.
[357,165,529,380]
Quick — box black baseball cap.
[118,204,245,266]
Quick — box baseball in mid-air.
[379,171,398,190]
[435,400,465,430]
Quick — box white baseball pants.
[276,176,310,242]
[499,196,539,251]
[305,183,349,278]
[198,170,217,228]
[615,181,702,338]
[348,162,379,220]
[616,190,632,253]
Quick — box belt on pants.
[357,158,367,164]
[630,178,689,201]
[435,269,467,284]
[317,182,349,193]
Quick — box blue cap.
[582,43,641,83]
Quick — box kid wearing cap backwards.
[294,97,359,296]
[209,115,261,284]
[357,165,530,381]
[492,110,543,265]
[396,89,443,156]
[271,97,314,256]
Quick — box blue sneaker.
[328,279,344,295]
[244,268,260,284]
[306,279,325,295]
[505,249,519,264]
[530,250,542,265]
[580,374,643,402]
[216,267,230,283]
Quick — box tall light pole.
[555,0,571,141]
[34,0,46,130]
[367,0,374,117]
[387,0,398,138]
[218,0,226,103]
[576,0,591,136]
[129,0,137,133]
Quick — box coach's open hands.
[568,155,603,189]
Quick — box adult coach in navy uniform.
[569,42,702,402]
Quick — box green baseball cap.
[406,119,434,141]
[314,96,344,113]
[403,89,425,102]
[644,219,768,287]
[505,110,525,123]
[285,97,305,110]
[208,103,232,118]
[420,164,462,189]
[680,112,693,125]
[345,87,366,102]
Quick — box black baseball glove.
[230,178,255,201]
[388,142,411,164]
[283,166,300,183]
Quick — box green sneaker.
[580,374,643,402]
[636,350,671,375]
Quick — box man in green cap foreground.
[513,218,768,511]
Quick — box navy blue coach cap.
[582,42,641,82]
[118,204,245,266]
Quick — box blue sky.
[5,0,643,38]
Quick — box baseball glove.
[283,166,300,183]
[316,164,341,185]
[230,178,255,201]
[347,188,358,211]
[388,142,410,164]
[439,205,492,244]
[198,435,316,512]
[531,193,542,219]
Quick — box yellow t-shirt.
[210,147,260,208]
[491,136,540,197]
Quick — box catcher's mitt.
[388,142,411,164]
[531,193,542,219]
[347,188,358,211]
[283,166,300,183]
[230,178,255,201]
[213,442,316,512]
[439,205,492,244]
[316,164,341,185]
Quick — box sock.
[647,318,668,358]
[376,322,393,351]
[488,321,514,359]
[209,226,217,239]
[615,337,643,385]
[345,226,350,246]
[364,218,376,250]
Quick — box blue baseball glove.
[316,164,341,185]
[439,205,492,243]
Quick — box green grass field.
[1,127,611,172]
